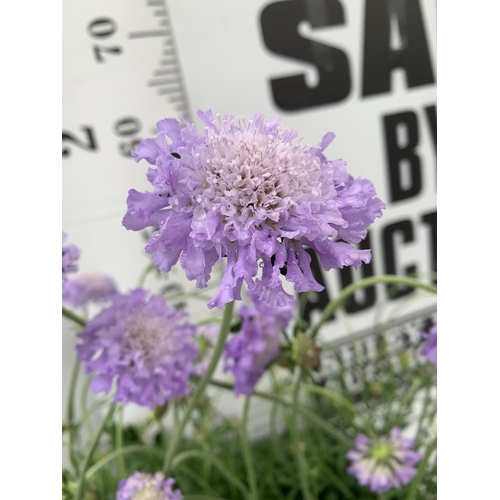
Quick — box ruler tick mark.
[158,87,182,95]
[129,29,169,39]
[149,77,181,86]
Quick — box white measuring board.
[63,0,437,424]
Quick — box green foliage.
[63,272,437,499]
[63,332,436,499]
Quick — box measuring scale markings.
[62,0,192,227]
[63,0,191,162]
[130,0,192,119]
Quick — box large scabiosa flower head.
[62,231,81,283]
[116,472,183,500]
[123,110,385,309]
[420,323,437,365]
[77,289,199,409]
[223,291,294,395]
[62,270,119,309]
[346,429,423,493]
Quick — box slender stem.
[240,397,258,500]
[115,404,126,478]
[290,370,314,500]
[137,263,156,288]
[209,379,351,445]
[178,465,221,496]
[81,376,95,439]
[392,379,422,426]
[172,449,249,499]
[309,275,437,338]
[301,383,377,439]
[75,404,115,500]
[85,444,163,480]
[65,359,81,473]
[163,301,235,473]
[415,386,433,445]
[62,306,86,328]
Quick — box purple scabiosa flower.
[62,231,80,283]
[346,429,423,493]
[420,323,437,365]
[62,270,119,309]
[223,291,294,395]
[123,110,385,309]
[116,472,183,500]
[76,289,199,409]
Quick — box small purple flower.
[346,429,423,493]
[77,289,199,409]
[123,110,385,309]
[420,323,437,365]
[62,270,119,308]
[62,231,80,283]
[117,472,183,500]
[224,291,294,395]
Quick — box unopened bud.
[368,382,384,399]
[291,333,320,369]
[399,350,410,369]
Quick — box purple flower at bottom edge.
[116,472,183,500]
[346,428,423,493]
[62,270,119,309]
[62,231,80,283]
[77,289,199,409]
[223,290,294,395]
[420,323,437,365]
[123,110,385,310]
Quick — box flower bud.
[291,333,320,370]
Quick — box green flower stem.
[80,376,95,440]
[115,404,126,478]
[137,263,156,288]
[309,275,437,338]
[163,301,235,473]
[392,378,422,426]
[240,396,258,500]
[415,385,433,446]
[85,444,163,480]
[62,306,86,328]
[209,379,351,446]
[290,369,314,500]
[63,306,86,473]
[178,465,221,496]
[172,449,250,499]
[75,404,116,500]
[65,359,81,473]
[301,383,377,439]
[406,436,437,500]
